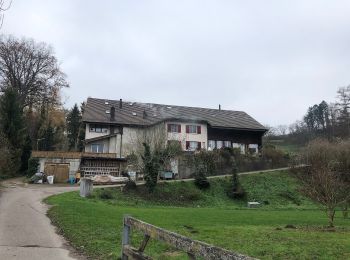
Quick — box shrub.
[98,188,114,200]
[262,146,288,168]
[227,171,246,200]
[124,179,137,191]
[27,157,39,177]
[291,139,350,227]
[194,172,210,189]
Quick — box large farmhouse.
[82,98,267,157]
[32,98,267,181]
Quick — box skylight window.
[105,110,110,114]
[132,112,137,116]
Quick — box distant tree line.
[0,35,85,178]
[267,87,350,145]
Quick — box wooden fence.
[121,215,257,260]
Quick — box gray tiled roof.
[82,98,267,131]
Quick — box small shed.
[31,151,128,183]
[32,151,82,183]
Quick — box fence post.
[122,215,131,260]
[79,178,93,197]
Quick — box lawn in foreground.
[46,173,350,259]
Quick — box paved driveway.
[0,179,82,260]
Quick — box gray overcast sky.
[2,1,350,126]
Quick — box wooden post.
[79,178,93,197]
[122,216,256,260]
[122,215,131,260]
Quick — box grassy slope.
[46,171,350,260]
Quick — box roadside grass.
[45,171,350,259]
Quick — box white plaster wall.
[84,139,109,153]
[121,124,167,157]
[121,127,139,157]
[85,123,110,139]
[166,122,208,150]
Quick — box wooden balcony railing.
[31,151,119,159]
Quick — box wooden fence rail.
[121,215,257,260]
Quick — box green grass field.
[45,171,350,260]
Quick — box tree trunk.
[327,208,335,227]
[342,204,348,219]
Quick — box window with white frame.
[224,141,231,148]
[186,141,200,151]
[248,144,258,154]
[240,144,245,154]
[91,143,104,153]
[232,143,245,154]
[216,141,223,149]
[208,140,216,149]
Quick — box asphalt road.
[0,179,82,260]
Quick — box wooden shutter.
[178,125,181,133]
[197,142,201,150]
[167,124,171,132]
[197,126,201,134]
[186,125,189,133]
[186,141,190,150]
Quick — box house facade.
[82,98,267,158]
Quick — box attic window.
[105,110,110,114]
[167,106,172,109]
[129,102,134,106]
[105,101,109,105]
[132,112,137,116]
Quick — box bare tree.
[292,139,350,227]
[0,35,69,110]
[276,124,288,136]
[126,123,182,174]
[0,0,11,29]
[336,86,350,137]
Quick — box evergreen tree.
[66,104,82,151]
[142,143,160,192]
[20,135,32,174]
[77,102,86,151]
[0,88,25,149]
[40,122,55,151]
[0,88,25,175]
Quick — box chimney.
[143,110,147,119]
[119,99,123,109]
[219,104,221,111]
[110,106,115,121]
